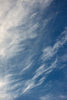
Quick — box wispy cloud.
[40,94,67,100]
[22,59,57,94]
[40,95,51,100]
[42,27,67,61]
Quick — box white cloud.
[42,27,67,61]
[0,0,39,59]
[0,0,54,99]
[32,65,45,80]
[22,80,34,94]
[22,63,32,72]
[0,0,54,59]
[22,59,57,93]
[0,0,53,59]
[0,75,11,100]
[33,59,57,80]
[22,76,45,94]
[40,94,67,100]
[40,95,51,100]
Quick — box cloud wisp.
[22,59,57,94]
[42,27,67,62]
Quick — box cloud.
[0,0,53,59]
[40,94,67,100]
[40,95,51,100]
[60,54,67,62]
[22,59,57,94]
[22,76,45,94]
[42,27,67,61]
[33,59,57,80]
[0,0,38,59]
[0,75,12,100]
[0,0,55,99]
[32,65,45,80]
[0,0,54,60]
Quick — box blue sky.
[0,0,67,100]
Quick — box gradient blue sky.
[0,0,67,100]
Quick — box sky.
[0,0,67,100]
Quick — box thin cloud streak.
[22,59,57,94]
[42,27,67,61]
